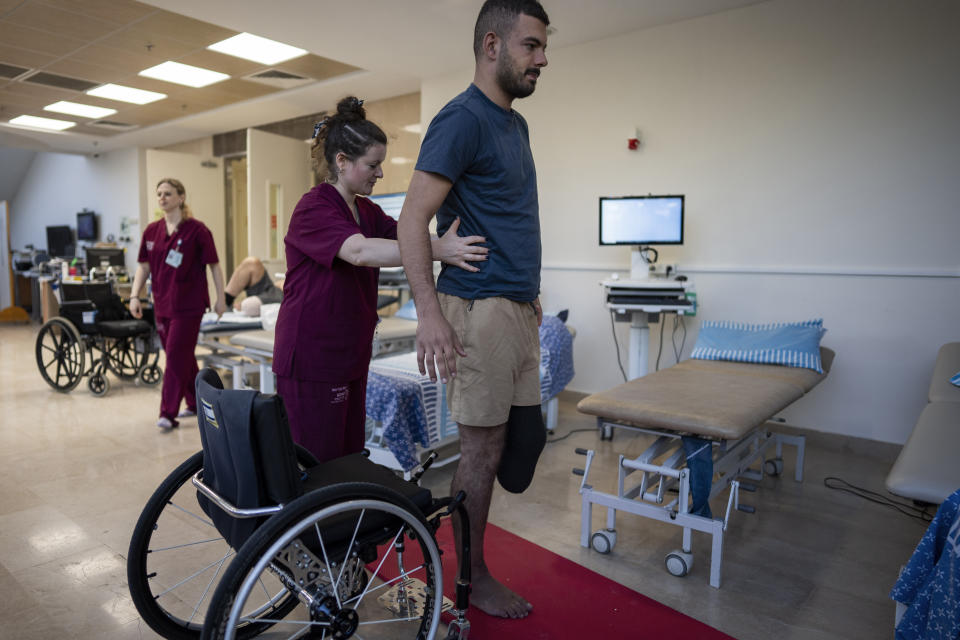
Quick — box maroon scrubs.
[273,183,398,462]
[138,217,219,423]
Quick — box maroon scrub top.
[137,217,219,317]
[273,183,398,382]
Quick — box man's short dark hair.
[473,0,550,58]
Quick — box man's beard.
[496,48,539,100]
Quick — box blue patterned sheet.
[366,316,575,470]
[890,487,960,639]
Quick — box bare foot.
[470,571,532,618]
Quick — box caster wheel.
[763,458,784,476]
[88,369,110,397]
[591,529,617,554]
[665,550,693,577]
[139,364,162,387]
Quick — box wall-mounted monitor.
[599,195,684,246]
[46,225,75,259]
[77,210,98,240]
[85,246,126,268]
[368,191,406,221]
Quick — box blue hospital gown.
[890,487,960,640]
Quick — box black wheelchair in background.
[34,281,162,396]
[127,368,472,640]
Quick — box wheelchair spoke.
[350,526,405,609]
[155,549,234,598]
[149,536,222,553]
[166,500,217,528]
[187,547,231,625]
[334,509,367,597]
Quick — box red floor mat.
[372,519,736,639]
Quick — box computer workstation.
[600,194,694,379]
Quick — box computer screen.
[599,195,684,246]
[85,246,126,268]
[46,225,75,258]
[76,211,97,240]
[368,192,406,221]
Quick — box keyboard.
[607,295,692,306]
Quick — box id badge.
[165,248,183,268]
[165,238,184,268]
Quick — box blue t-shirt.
[416,84,541,302]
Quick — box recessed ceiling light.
[87,84,167,105]
[139,61,229,88]
[9,115,76,131]
[390,157,414,165]
[44,101,117,119]
[401,124,422,135]
[208,32,308,65]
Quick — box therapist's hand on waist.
[436,217,487,273]
[416,308,466,384]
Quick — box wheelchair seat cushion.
[97,319,151,337]
[302,453,432,515]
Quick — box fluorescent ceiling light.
[402,124,422,135]
[44,101,117,119]
[139,61,229,88]
[87,83,166,105]
[208,32,308,65]
[9,115,76,131]
[390,157,413,165]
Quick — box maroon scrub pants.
[155,313,203,422]
[276,375,367,463]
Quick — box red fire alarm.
[627,127,641,150]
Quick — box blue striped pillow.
[690,319,826,373]
[951,371,960,388]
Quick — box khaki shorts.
[439,293,540,427]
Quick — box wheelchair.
[127,368,472,640]
[34,281,162,396]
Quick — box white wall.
[10,148,143,273]
[421,0,960,444]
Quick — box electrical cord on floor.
[671,314,687,362]
[823,477,933,523]
[610,310,628,381]
[546,428,596,444]
[655,314,665,371]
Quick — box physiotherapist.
[272,96,487,463]
[130,178,226,430]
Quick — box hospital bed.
[574,347,833,588]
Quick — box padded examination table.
[574,348,833,588]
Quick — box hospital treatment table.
[575,347,834,588]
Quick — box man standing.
[397,0,549,620]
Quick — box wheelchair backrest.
[60,282,128,322]
[194,368,303,549]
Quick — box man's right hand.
[129,297,142,319]
[416,309,466,383]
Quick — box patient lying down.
[224,256,283,317]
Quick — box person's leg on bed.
[224,256,267,307]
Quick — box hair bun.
[337,96,366,120]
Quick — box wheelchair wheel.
[35,317,86,392]
[88,365,110,397]
[203,482,443,640]
[105,335,147,380]
[140,363,163,387]
[127,452,299,640]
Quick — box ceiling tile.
[70,43,162,75]
[97,27,201,61]
[35,0,157,27]
[43,58,118,84]
[134,11,236,49]
[4,3,120,42]
[0,89,50,114]
[0,21,87,56]
[2,80,76,101]
[277,54,360,81]
[200,78,277,101]
[0,43,56,70]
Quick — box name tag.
[165,238,183,268]
[146,240,154,251]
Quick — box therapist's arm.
[129,262,150,319]
[338,220,486,270]
[209,263,227,317]
[397,170,464,383]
